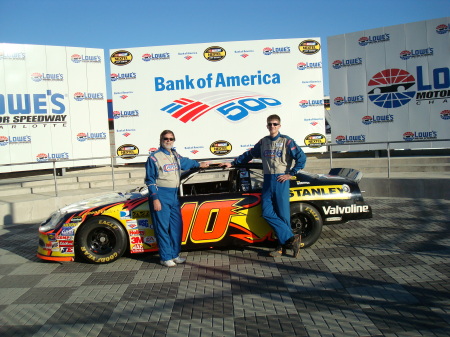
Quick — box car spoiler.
[328,168,363,183]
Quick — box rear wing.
[328,168,363,183]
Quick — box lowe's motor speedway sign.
[328,17,450,150]
[110,38,325,163]
[0,44,110,173]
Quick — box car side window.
[181,169,232,196]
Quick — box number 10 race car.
[37,164,372,264]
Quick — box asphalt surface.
[0,197,449,337]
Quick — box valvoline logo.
[436,24,449,34]
[367,69,415,108]
[441,110,450,120]
[161,91,281,123]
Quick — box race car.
[37,163,372,264]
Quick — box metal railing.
[0,139,449,197]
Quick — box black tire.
[75,216,128,264]
[290,203,323,248]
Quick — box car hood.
[58,188,149,214]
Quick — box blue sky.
[1,0,449,97]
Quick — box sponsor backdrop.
[328,17,450,150]
[110,38,325,164]
[0,43,110,172]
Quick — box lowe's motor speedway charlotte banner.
[110,38,325,163]
[0,44,110,173]
[328,17,450,150]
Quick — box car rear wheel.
[75,217,128,264]
[290,203,323,248]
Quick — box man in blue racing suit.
[145,130,209,267]
[222,114,307,257]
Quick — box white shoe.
[172,256,186,264]
[160,259,176,267]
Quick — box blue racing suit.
[145,147,200,261]
[232,133,306,245]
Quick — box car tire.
[75,216,128,264]
[290,203,323,248]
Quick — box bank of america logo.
[161,90,281,123]
[161,98,212,123]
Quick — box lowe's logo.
[0,91,65,115]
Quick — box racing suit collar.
[159,146,173,155]
[269,132,281,141]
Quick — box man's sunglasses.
[163,137,175,141]
[267,123,279,126]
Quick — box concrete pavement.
[0,197,449,336]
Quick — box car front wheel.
[75,217,128,264]
[290,203,323,248]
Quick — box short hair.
[160,130,175,144]
[267,114,281,123]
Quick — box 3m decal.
[130,236,143,245]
